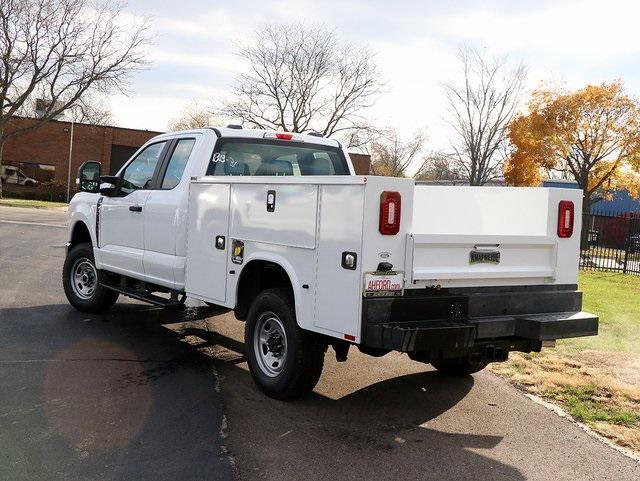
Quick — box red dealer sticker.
[363,272,404,297]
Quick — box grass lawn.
[567,272,640,354]
[0,198,68,209]
[491,271,640,454]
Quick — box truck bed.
[185,176,594,346]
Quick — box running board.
[99,282,184,308]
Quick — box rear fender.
[236,252,307,329]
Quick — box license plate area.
[364,271,404,297]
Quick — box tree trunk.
[582,193,591,216]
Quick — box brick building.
[1,116,161,200]
[1,116,371,201]
[348,153,371,176]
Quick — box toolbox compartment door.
[185,182,230,303]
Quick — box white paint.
[408,186,583,288]
[229,183,318,249]
[314,184,365,337]
[185,183,230,303]
[99,189,151,277]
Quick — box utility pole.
[66,120,74,203]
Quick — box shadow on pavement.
[0,302,525,481]
[0,303,232,481]
[187,323,525,481]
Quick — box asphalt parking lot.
[1,205,638,481]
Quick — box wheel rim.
[253,311,288,378]
[70,257,98,300]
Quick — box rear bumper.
[360,284,598,353]
[363,311,598,352]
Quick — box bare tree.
[370,129,425,177]
[223,24,383,139]
[343,124,386,152]
[66,95,113,125]
[443,47,526,185]
[0,0,149,196]
[168,101,220,131]
[414,152,463,182]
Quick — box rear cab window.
[161,138,196,189]
[206,138,349,176]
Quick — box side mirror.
[99,175,121,197]
[76,161,101,193]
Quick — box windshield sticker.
[212,152,238,167]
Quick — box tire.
[63,243,119,313]
[245,288,325,400]
[431,357,488,376]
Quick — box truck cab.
[64,127,598,399]
[1,165,38,186]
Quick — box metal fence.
[580,210,640,275]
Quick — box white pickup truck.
[64,127,598,399]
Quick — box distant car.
[0,165,38,186]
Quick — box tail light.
[558,200,574,238]
[379,191,401,235]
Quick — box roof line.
[9,115,164,135]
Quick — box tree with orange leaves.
[504,81,640,214]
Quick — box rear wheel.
[63,243,119,313]
[245,288,325,399]
[431,357,488,376]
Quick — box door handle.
[266,190,276,212]
[129,205,143,212]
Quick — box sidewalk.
[0,205,67,228]
[0,198,68,210]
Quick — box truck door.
[98,141,169,279]
[143,136,198,289]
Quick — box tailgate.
[409,233,556,282]
[407,185,583,288]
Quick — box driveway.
[0,205,638,480]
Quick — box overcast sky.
[110,0,640,154]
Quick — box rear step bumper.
[360,284,598,353]
[362,311,599,353]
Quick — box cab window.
[206,139,349,176]
[120,141,166,195]
[161,138,196,189]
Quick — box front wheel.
[245,288,325,400]
[63,243,119,313]
[431,357,488,376]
